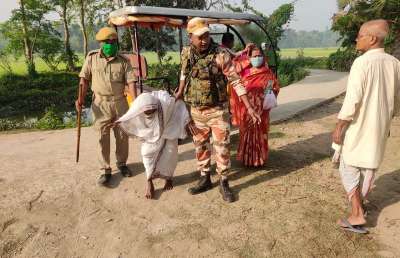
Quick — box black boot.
[118,165,133,177]
[219,179,234,203]
[98,169,112,186]
[188,173,212,195]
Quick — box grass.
[0,51,180,76]
[280,47,338,58]
[142,51,180,64]
[0,48,336,76]
[0,58,67,76]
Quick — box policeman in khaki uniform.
[76,27,137,186]
[175,18,261,202]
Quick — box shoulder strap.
[184,47,198,92]
[87,49,99,56]
[188,47,197,70]
[187,47,200,78]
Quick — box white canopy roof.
[109,6,264,27]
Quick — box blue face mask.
[250,56,264,68]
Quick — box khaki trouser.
[191,105,231,178]
[92,95,129,173]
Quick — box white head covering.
[117,90,189,143]
[117,92,163,143]
[117,91,190,179]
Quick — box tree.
[0,50,13,74]
[75,0,89,56]
[36,27,64,71]
[120,0,208,63]
[204,0,227,10]
[125,0,206,9]
[0,0,54,76]
[50,0,76,71]
[140,28,176,63]
[333,0,400,60]
[370,0,400,59]
[279,29,340,49]
[226,0,295,50]
[72,0,114,56]
[0,31,7,50]
[19,0,35,75]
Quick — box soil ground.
[1,97,399,258]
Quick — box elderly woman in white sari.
[116,90,190,199]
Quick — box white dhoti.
[339,156,376,201]
[142,139,178,179]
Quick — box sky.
[251,0,339,31]
[0,0,338,31]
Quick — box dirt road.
[1,97,399,257]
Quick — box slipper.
[339,218,368,234]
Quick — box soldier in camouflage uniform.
[175,18,261,202]
[76,27,137,186]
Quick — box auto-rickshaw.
[75,6,279,162]
[107,5,278,101]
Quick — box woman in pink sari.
[230,46,280,167]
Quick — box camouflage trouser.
[191,105,231,178]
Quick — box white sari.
[117,91,190,179]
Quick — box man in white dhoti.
[332,19,400,233]
[116,91,190,199]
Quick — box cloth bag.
[331,142,342,168]
[263,90,277,110]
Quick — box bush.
[327,48,358,72]
[146,59,180,92]
[0,108,93,131]
[35,107,65,130]
[0,118,37,131]
[294,57,329,69]
[281,56,329,69]
[0,72,89,118]
[277,59,310,87]
[63,109,93,128]
[276,56,331,87]
[144,56,315,89]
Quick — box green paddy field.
[0,47,338,76]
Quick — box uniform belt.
[192,102,228,110]
[94,95,125,101]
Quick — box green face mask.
[102,42,118,57]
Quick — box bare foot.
[145,180,155,199]
[163,179,173,191]
[346,215,367,226]
[337,216,366,227]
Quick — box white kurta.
[338,48,400,169]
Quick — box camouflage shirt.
[180,43,247,106]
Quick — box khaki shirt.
[79,49,136,98]
[338,48,400,169]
